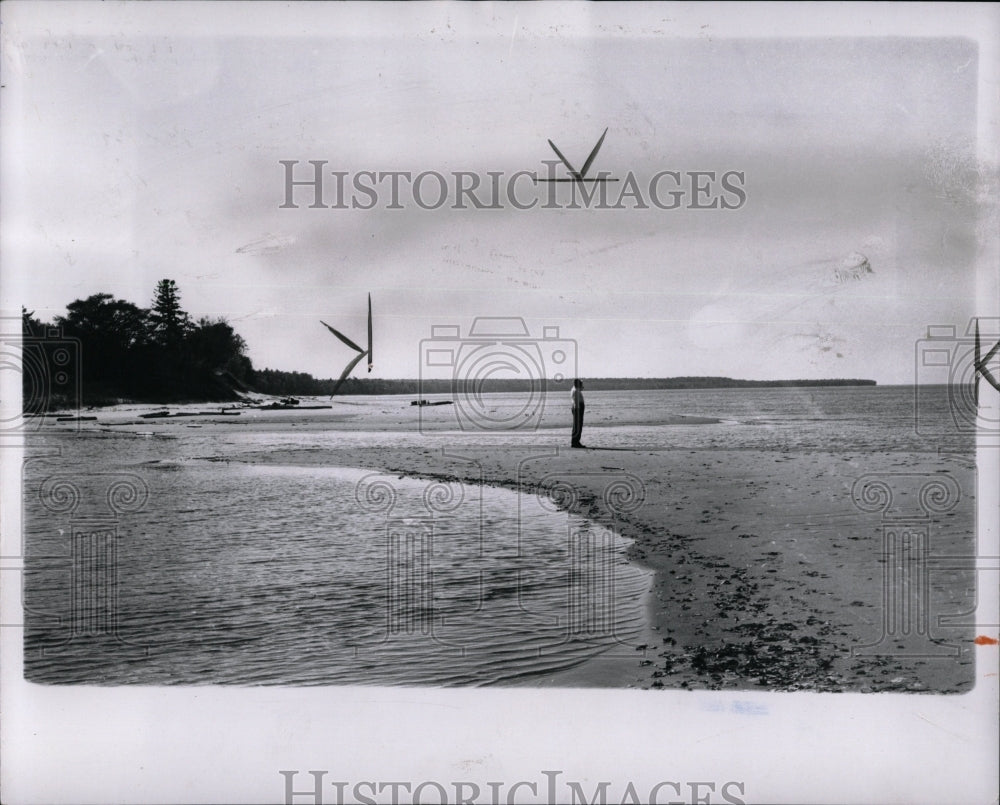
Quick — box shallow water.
[192,384,975,452]
[23,458,651,686]
[21,385,976,686]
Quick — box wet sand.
[38,398,978,691]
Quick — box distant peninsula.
[552,377,877,390]
[131,374,876,403]
[316,377,877,397]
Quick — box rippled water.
[21,385,975,685]
[23,458,651,686]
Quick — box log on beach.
[138,410,244,419]
[255,404,333,410]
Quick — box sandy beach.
[28,390,978,692]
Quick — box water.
[183,384,973,453]
[21,384,976,685]
[23,459,651,686]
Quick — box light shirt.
[571,386,584,407]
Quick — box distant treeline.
[21,286,874,409]
[565,376,877,390]
[244,375,877,396]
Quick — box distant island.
[20,284,874,409]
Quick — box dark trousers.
[571,403,584,445]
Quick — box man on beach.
[571,378,585,448]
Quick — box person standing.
[570,378,585,448]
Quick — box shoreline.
[29,398,978,692]
[216,441,976,693]
[49,378,881,413]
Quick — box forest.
[23,280,257,406]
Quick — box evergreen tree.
[149,279,191,348]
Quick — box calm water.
[179,384,974,453]
[21,385,975,685]
[23,459,651,685]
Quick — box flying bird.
[320,293,373,397]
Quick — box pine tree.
[149,279,191,348]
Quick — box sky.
[2,5,995,384]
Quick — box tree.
[58,294,150,348]
[55,294,151,385]
[149,279,191,348]
[187,317,249,377]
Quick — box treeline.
[244,376,878,396]
[570,376,877,390]
[21,281,415,407]
[21,285,875,409]
[22,280,254,406]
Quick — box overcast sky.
[2,5,992,383]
